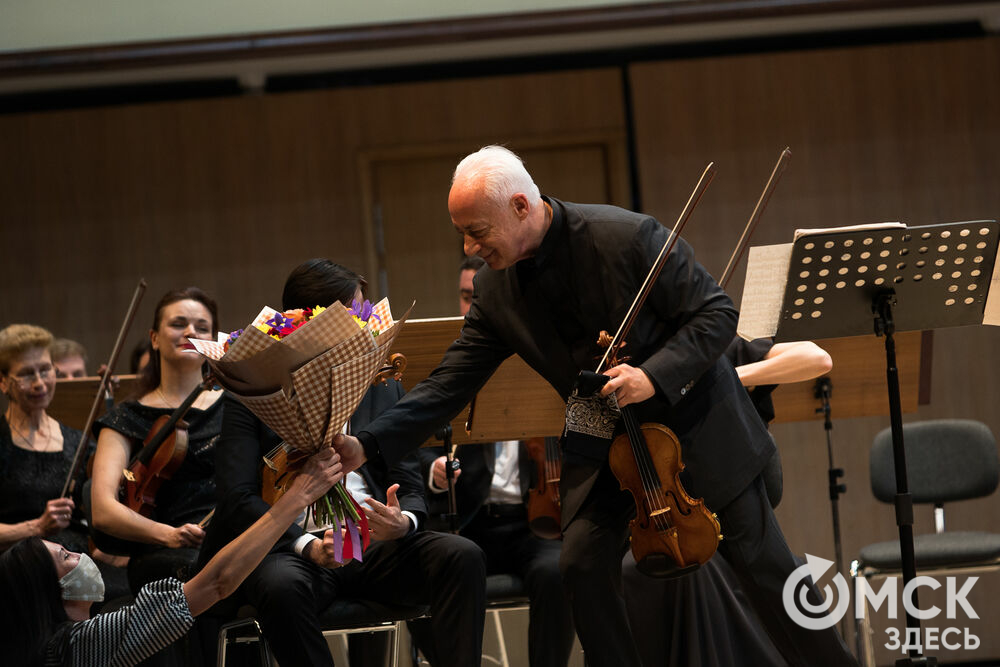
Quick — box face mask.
[59,553,105,602]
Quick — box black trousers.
[560,468,859,667]
[239,531,486,667]
[413,506,576,667]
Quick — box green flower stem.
[323,494,335,525]
[334,482,361,522]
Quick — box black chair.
[217,598,429,667]
[850,419,1000,666]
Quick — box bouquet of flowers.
[189,297,411,563]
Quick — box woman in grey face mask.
[0,445,344,667]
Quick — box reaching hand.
[363,484,410,541]
[37,497,75,536]
[304,529,346,569]
[600,363,655,408]
[332,433,367,474]
[164,523,205,548]
[286,447,343,505]
[431,455,461,490]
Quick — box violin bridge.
[122,469,136,482]
[649,507,671,518]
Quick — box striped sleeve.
[69,578,194,667]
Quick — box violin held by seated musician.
[89,287,223,593]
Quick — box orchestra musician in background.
[89,288,223,666]
[90,288,222,592]
[332,145,860,667]
[0,325,90,554]
[50,338,89,379]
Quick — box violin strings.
[623,411,672,534]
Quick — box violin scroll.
[372,353,407,385]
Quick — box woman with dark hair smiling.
[0,445,343,667]
[90,287,223,594]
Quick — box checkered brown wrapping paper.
[189,299,411,453]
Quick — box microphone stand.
[815,377,848,639]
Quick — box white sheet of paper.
[737,242,793,340]
[792,221,905,241]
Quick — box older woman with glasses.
[0,324,88,552]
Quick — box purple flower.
[349,299,381,325]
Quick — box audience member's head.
[50,338,88,379]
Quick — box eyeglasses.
[5,365,56,387]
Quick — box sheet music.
[736,242,793,340]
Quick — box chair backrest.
[870,419,999,505]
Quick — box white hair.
[452,145,541,208]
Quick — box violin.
[607,407,721,577]
[88,376,213,555]
[524,436,561,539]
[260,353,407,505]
[599,164,722,578]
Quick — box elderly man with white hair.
[335,145,858,667]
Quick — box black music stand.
[773,220,999,666]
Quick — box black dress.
[0,415,90,552]
[93,398,220,592]
[622,337,789,667]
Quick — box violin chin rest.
[636,554,701,580]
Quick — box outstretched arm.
[182,447,343,616]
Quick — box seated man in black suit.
[199,258,487,667]
[411,256,575,667]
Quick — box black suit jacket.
[358,197,773,528]
[201,379,424,562]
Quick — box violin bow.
[719,148,791,289]
[596,162,717,374]
[61,279,147,497]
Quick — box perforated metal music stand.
[773,220,1000,666]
